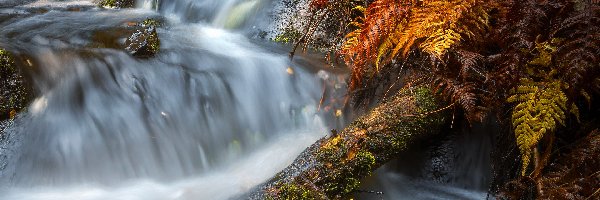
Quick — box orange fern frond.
[389,0,491,59]
[341,0,410,90]
[432,75,484,122]
[309,0,329,10]
[342,0,492,91]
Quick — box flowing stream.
[0,0,489,199]
[0,0,329,199]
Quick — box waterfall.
[0,0,327,199]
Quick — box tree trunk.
[246,86,449,199]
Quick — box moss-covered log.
[247,87,448,199]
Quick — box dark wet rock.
[95,0,135,8]
[94,0,134,9]
[90,27,133,49]
[124,19,161,58]
[87,18,162,58]
[0,49,31,121]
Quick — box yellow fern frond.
[420,29,462,57]
[529,40,558,67]
[352,5,366,13]
[386,0,490,59]
[508,79,575,176]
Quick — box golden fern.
[386,0,490,60]
[341,0,491,90]
[507,79,570,176]
[507,38,582,176]
[420,29,462,57]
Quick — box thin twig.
[318,82,327,112]
[402,102,456,118]
[584,187,600,200]
[289,10,326,60]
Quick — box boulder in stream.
[0,49,31,121]
[124,19,161,58]
[95,0,135,8]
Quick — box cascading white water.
[138,0,267,29]
[0,1,492,199]
[0,0,328,199]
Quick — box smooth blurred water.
[0,0,328,199]
[0,0,490,199]
[357,129,493,200]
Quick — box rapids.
[0,0,490,199]
[0,0,326,199]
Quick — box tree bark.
[246,87,449,199]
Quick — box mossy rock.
[0,49,32,121]
[124,19,161,58]
[96,0,135,8]
[89,18,162,58]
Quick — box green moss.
[315,151,374,198]
[410,87,447,136]
[317,135,347,163]
[147,28,160,54]
[0,49,31,120]
[0,49,15,73]
[413,87,438,113]
[323,176,361,197]
[354,151,375,176]
[142,18,161,55]
[278,183,321,200]
[98,0,135,8]
[142,18,163,27]
[274,26,302,44]
[341,177,360,194]
[99,0,116,7]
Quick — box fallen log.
[247,86,449,199]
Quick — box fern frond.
[454,50,486,80]
[342,0,492,91]
[433,75,484,122]
[490,0,554,93]
[341,0,410,90]
[420,29,462,57]
[552,3,600,97]
[388,0,491,59]
[508,79,574,176]
[494,0,551,51]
